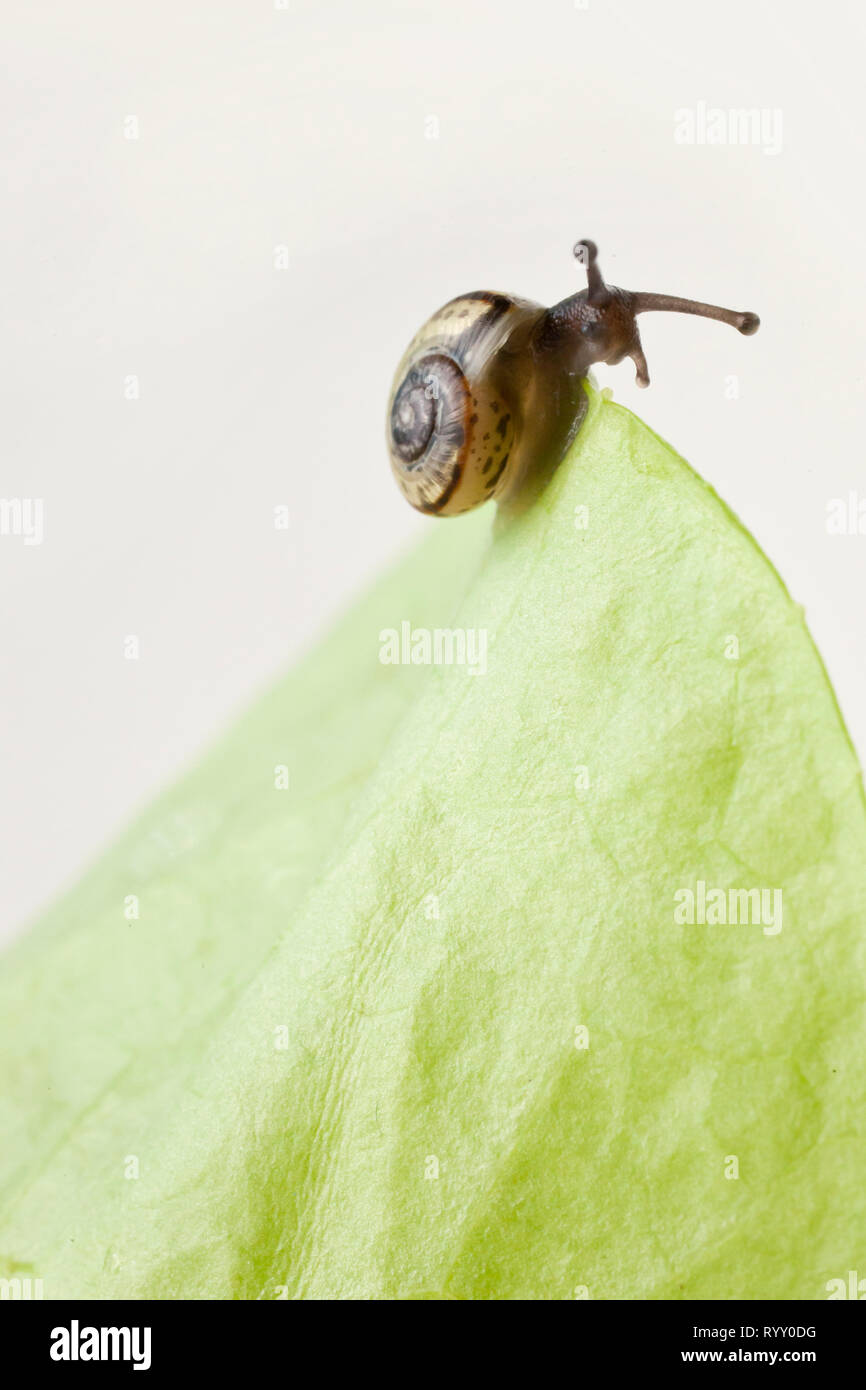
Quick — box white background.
[2,0,865,945]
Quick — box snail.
[387,240,759,516]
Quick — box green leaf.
[2,385,864,1300]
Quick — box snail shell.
[387,292,544,516]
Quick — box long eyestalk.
[631,292,759,335]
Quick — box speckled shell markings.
[387,291,543,516]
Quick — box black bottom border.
[5,1297,859,1374]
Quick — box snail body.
[387,241,759,517]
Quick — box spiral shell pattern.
[386,292,534,516]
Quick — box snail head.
[545,239,759,388]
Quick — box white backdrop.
[2,0,865,944]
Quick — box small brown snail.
[387,240,759,516]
